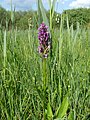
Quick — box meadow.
[0,0,90,120]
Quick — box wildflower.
[38,22,50,58]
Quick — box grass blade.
[55,94,68,119]
[47,102,53,120]
[38,0,49,30]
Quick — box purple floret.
[38,22,50,58]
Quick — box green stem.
[42,58,47,120]
[50,8,52,32]
[3,30,6,80]
[43,58,47,91]
[50,8,52,57]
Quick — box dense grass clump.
[0,25,90,119]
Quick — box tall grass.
[0,28,90,120]
[0,0,90,120]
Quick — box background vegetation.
[0,5,90,30]
[0,2,90,120]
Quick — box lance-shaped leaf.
[55,94,69,119]
[47,102,53,120]
[37,0,43,26]
[68,110,74,120]
[38,0,50,32]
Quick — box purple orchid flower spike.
[38,22,50,58]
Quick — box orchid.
[38,22,50,58]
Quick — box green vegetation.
[63,8,90,29]
[0,5,90,30]
[0,1,90,120]
[0,22,90,120]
